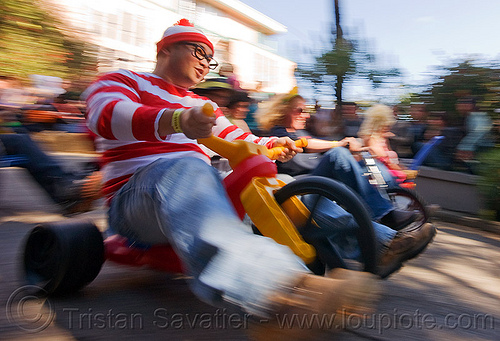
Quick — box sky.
[239,0,500,103]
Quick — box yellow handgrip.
[266,137,308,160]
[197,103,275,167]
[202,102,215,117]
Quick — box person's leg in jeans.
[108,157,309,317]
[311,147,393,220]
[301,195,396,263]
[0,133,81,203]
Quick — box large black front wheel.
[273,176,378,275]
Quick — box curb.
[433,209,500,235]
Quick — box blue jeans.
[0,133,78,203]
[108,158,308,317]
[302,196,396,262]
[312,147,393,220]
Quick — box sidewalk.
[433,209,500,236]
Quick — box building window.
[122,12,133,45]
[90,10,103,35]
[106,13,119,40]
[135,16,146,47]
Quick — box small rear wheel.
[386,187,429,225]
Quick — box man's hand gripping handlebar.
[197,103,307,168]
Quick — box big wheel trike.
[22,104,378,296]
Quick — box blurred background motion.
[0,2,499,341]
[0,0,499,216]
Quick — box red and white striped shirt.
[83,69,277,200]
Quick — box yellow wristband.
[171,108,184,133]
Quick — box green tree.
[295,0,401,107]
[415,60,500,120]
[478,148,500,221]
[0,0,97,84]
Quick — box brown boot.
[377,223,437,278]
[247,268,381,340]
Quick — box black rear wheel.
[23,220,104,295]
[387,187,429,225]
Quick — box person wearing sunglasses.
[83,19,380,338]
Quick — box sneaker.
[377,223,437,278]
[247,268,381,340]
[378,209,417,231]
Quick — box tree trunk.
[334,0,342,41]
[332,0,344,134]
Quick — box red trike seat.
[104,235,185,274]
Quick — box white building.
[53,0,297,93]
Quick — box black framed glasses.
[182,42,219,70]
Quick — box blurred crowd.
[1,65,499,216]
[0,75,88,133]
[1,74,99,215]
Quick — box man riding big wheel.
[82,19,385,339]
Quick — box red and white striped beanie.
[156,19,214,54]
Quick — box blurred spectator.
[29,74,66,104]
[225,90,252,133]
[17,92,87,133]
[310,107,336,138]
[246,82,271,135]
[0,76,28,109]
[192,76,234,110]
[338,102,361,138]
[388,105,413,158]
[414,98,494,173]
[413,111,461,171]
[218,63,241,90]
[407,103,430,156]
[454,97,494,163]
